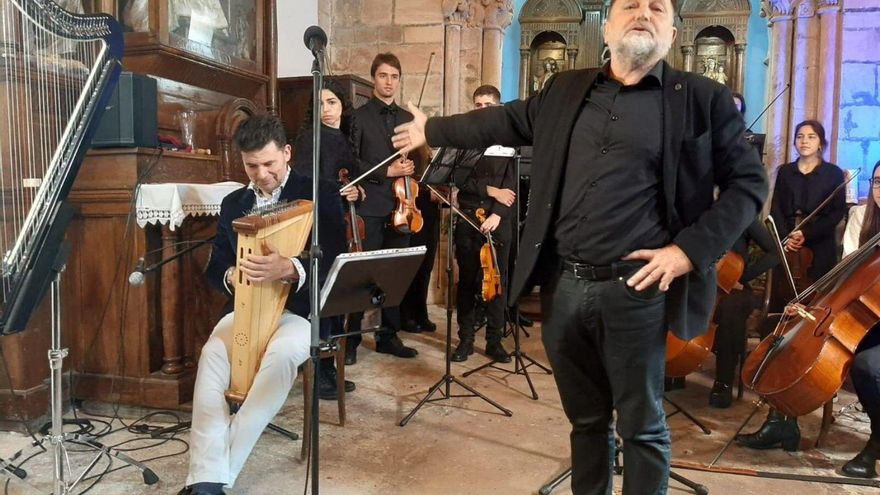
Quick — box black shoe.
[735,412,800,451]
[451,340,474,362]
[416,319,437,332]
[401,319,422,333]
[375,336,418,358]
[321,360,356,394]
[180,482,226,495]
[486,342,511,363]
[842,437,880,478]
[344,344,357,366]
[518,314,534,327]
[709,381,733,409]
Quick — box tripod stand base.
[399,374,512,427]
[539,466,708,495]
[462,350,552,400]
[665,395,711,435]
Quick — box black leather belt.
[561,260,643,281]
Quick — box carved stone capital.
[482,0,514,30]
[443,0,471,26]
[817,0,840,14]
[761,0,795,18]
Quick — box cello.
[742,229,880,417]
[391,52,435,235]
[475,208,502,302]
[665,251,745,377]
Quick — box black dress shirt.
[351,97,416,217]
[554,62,668,265]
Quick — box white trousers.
[186,310,310,487]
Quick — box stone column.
[567,48,578,70]
[519,48,530,99]
[817,1,841,160]
[765,7,795,169]
[681,45,694,73]
[734,43,746,93]
[444,22,463,115]
[789,1,820,141]
[481,1,513,91]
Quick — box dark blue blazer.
[205,170,347,336]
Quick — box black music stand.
[400,147,512,426]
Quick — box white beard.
[614,31,673,69]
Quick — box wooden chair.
[300,336,347,460]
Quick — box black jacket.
[425,62,768,339]
[205,171,347,336]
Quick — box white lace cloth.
[136,182,245,231]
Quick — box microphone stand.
[307,43,325,495]
[129,237,214,284]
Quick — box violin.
[742,229,880,417]
[391,52,435,235]
[391,168,423,235]
[783,210,814,293]
[475,208,502,302]
[338,168,365,252]
[665,251,745,377]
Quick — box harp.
[226,199,314,404]
[0,0,123,334]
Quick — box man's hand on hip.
[622,244,694,292]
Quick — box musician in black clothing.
[293,79,361,399]
[451,85,516,363]
[709,218,778,408]
[347,53,420,362]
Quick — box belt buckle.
[574,263,597,280]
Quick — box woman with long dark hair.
[737,120,847,451]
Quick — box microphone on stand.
[128,258,146,286]
[303,25,327,56]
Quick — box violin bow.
[746,83,790,133]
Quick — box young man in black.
[348,53,420,362]
[451,84,517,363]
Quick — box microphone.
[129,258,145,286]
[303,25,327,56]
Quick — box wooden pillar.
[734,43,746,93]
[567,48,578,70]
[682,45,694,73]
[519,49,530,99]
[160,225,184,375]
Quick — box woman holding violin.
[737,120,847,451]
[292,79,361,400]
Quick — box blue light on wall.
[501,0,527,102]
[744,0,769,133]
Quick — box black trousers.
[713,288,758,385]
[349,214,410,348]
[453,216,511,344]
[400,193,440,325]
[541,269,670,495]
[852,328,880,436]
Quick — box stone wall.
[319,1,513,118]
[837,0,880,198]
[319,0,447,117]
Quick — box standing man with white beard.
[392,1,767,493]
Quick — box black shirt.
[769,161,846,242]
[454,149,517,218]
[554,62,668,265]
[351,97,416,217]
[293,124,357,184]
